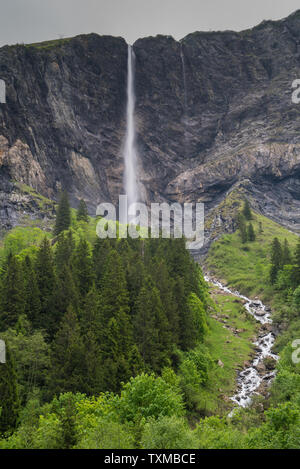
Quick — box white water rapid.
[205,275,278,409]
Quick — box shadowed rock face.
[1,11,300,237]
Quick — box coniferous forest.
[1,195,300,449]
[0,195,213,448]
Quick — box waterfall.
[123,45,140,211]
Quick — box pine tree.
[270,237,283,284]
[126,251,146,313]
[282,239,292,266]
[35,237,57,335]
[237,213,248,243]
[83,328,104,395]
[134,276,170,373]
[55,264,79,317]
[55,231,74,272]
[77,199,89,223]
[80,286,105,394]
[72,238,94,302]
[54,191,71,236]
[152,259,180,346]
[187,293,208,343]
[92,238,112,285]
[247,223,256,242]
[242,198,252,220]
[60,394,77,449]
[293,238,300,286]
[49,306,87,395]
[0,253,25,330]
[23,256,41,327]
[0,345,20,435]
[99,249,130,324]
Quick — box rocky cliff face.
[1,11,300,243]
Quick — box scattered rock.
[255,310,266,317]
[263,356,277,370]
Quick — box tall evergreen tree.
[54,191,71,236]
[79,285,105,394]
[270,237,283,284]
[35,237,57,335]
[49,306,87,395]
[23,256,41,327]
[187,293,208,343]
[99,249,130,324]
[237,213,248,243]
[0,345,20,435]
[247,223,256,242]
[77,199,89,223]
[152,259,180,346]
[242,198,252,220]
[0,253,25,330]
[293,238,300,286]
[55,231,74,272]
[282,239,292,266]
[55,264,78,317]
[72,238,94,302]
[92,238,112,285]
[134,276,171,373]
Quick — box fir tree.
[92,238,112,285]
[152,259,180,346]
[55,264,78,317]
[134,276,170,373]
[242,198,252,220]
[35,237,57,336]
[270,237,283,284]
[49,306,87,395]
[282,239,292,266]
[80,286,105,394]
[54,191,71,236]
[55,231,74,272]
[102,311,134,391]
[0,345,20,435]
[23,256,41,327]
[60,394,77,449]
[77,199,89,223]
[187,293,208,343]
[293,238,300,286]
[99,249,130,324]
[247,223,256,242]
[237,213,248,243]
[0,253,25,330]
[72,238,94,302]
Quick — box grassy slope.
[206,211,299,302]
[197,290,258,415]
[201,209,299,414]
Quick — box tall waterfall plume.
[123,45,140,210]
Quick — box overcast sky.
[0,0,300,47]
